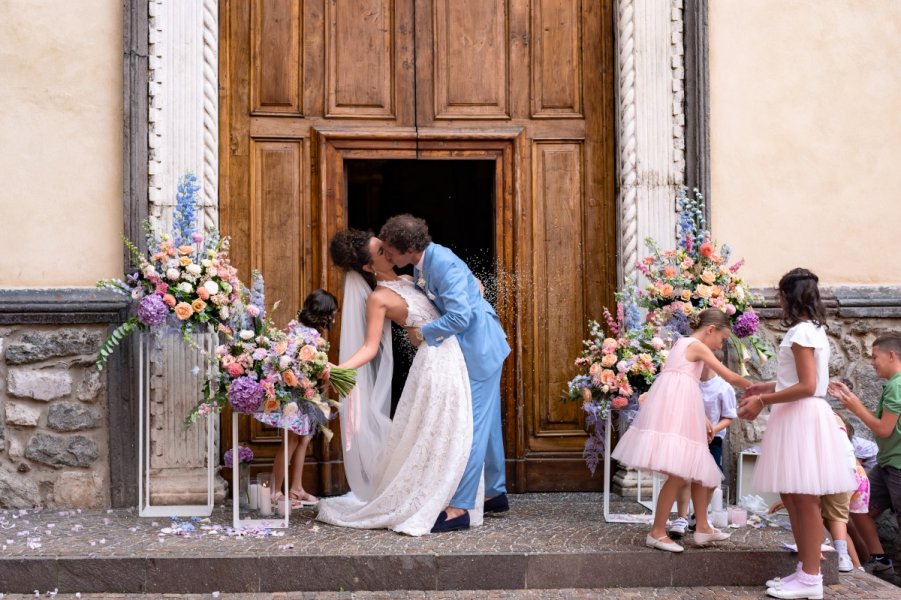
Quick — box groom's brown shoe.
[431,510,470,533]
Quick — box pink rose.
[612,396,629,410]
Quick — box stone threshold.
[0,549,836,594]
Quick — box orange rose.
[191,299,207,313]
[178,245,195,255]
[680,290,692,301]
[699,242,714,258]
[660,283,674,297]
[282,370,299,387]
[262,398,280,413]
[298,345,317,362]
[178,256,191,267]
[700,270,716,284]
[163,293,177,307]
[174,302,194,320]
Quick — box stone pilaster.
[146,0,225,506]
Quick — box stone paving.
[0,493,895,595]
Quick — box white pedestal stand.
[602,414,657,524]
[137,332,216,517]
[232,412,290,530]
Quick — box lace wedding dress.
[316,277,477,536]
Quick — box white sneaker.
[668,516,689,538]
[837,553,853,572]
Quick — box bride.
[316,229,479,536]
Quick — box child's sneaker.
[866,555,894,574]
[668,516,689,538]
[837,553,853,572]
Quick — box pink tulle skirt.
[611,371,722,488]
[753,397,857,495]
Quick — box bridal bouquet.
[185,272,355,439]
[565,290,675,473]
[96,173,241,369]
[635,188,771,372]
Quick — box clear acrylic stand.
[602,414,655,524]
[137,331,216,518]
[231,412,289,529]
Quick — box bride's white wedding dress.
[316,277,476,536]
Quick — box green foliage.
[96,317,139,371]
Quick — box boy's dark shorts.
[869,464,901,516]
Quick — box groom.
[380,214,511,532]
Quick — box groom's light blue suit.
[416,243,510,510]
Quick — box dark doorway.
[345,159,496,415]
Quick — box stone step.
[0,493,837,594]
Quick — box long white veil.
[338,270,394,502]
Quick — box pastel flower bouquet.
[565,291,675,473]
[186,272,355,439]
[635,188,771,373]
[223,444,254,468]
[96,173,241,369]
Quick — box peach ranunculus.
[680,289,692,302]
[600,353,618,368]
[589,362,603,379]
[282,370,299,387]
[174,302,194,320]
[611,396,630,410]
[179,256,192,267]
[700,270,716,285]
[696,284,713,299]
[699,242,714,258]
[163,293,177,307]
[662,266,677,279]
[191,299,207,313]
[263,398,280,413]
[274,340,288,356]
[600,369,616,387]
[660,283,674,297]
[178,245,195,255]
[196,286,210,300]
[298,344,317,362]
[225,363,244,377]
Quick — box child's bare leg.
[849,513,872,562]
[675,483,691,518]
[288,434,313,498]
[270,433,300,495]
[692,482,716,533]
[790,493,826,575]
[855,509,887,556]
[650,476,687,541]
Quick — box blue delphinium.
[249,270,266,318]
[675,187,707,256]
[172,172,201,247]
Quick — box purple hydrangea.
[732,311,760,338]
[228,376,264,414]
[137,293,169,326]
[223,445,254,468]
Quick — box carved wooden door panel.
[220,0,616,494]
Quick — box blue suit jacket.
[418,243,510,382]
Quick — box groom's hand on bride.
[405,327,424,347]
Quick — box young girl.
[738,268,857,599]
[669,365,737,538]
[612,308,752,552]
[257,289,338,507]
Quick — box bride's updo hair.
[330,229,376,289]
[689,308,731,331]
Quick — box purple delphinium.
[137,294,169,326]
[666,311,692,337]
[228,376,265,414]
[733,311,759,338]
[223,445,254,468]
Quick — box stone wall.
[0,325,109,509]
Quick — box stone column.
[615,0,686,284]
[145,0,225,505]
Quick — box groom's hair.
[379,214,432,253]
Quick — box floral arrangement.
[186,272,355,439]
[634,188,771,372]
[565,290,676,473]
[96,173,241,369]
[223,445,254,468]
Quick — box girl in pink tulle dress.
[738,268,857,600]
[613,309,752,553]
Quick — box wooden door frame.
[311,127,528,494]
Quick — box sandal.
[289,489,319,507]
